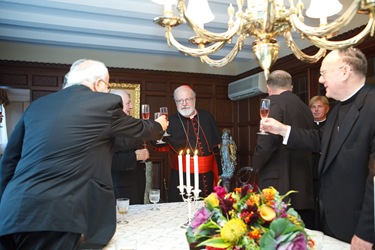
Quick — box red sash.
[171,154,219,186]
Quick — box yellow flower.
[262,187,277,200]
[221,218,247,244]
[259,205,276,221]
[205,193,219,207]
[247,193,260,206]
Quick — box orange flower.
[248,227,262,240]
[259,205,276,221]
[246,193,260,206]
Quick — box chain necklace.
[178,111,200,153]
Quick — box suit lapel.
[320,84,370,176]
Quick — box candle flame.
[179,150,183,155]
[195,150,198,155]
[187,149,190,154]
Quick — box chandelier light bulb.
[306,0,343,19]
[186,0,215,28]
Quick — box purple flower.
[277,232,307,250]
[190,207,211,232]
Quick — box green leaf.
[198,237,232,249]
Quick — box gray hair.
[338,47,367,76]
[267,70,292,89]
[63,59,108,88]
[173,85,196,100]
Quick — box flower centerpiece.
[186,184,315,250]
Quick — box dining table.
[103,201,351,250]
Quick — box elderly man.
[0,59,167,249]
[154,85,222,202]
[261,48,374,249]
[110,89,149,204]
[252,70,315,229]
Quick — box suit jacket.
[111,137,146,203]
[0,85,163,245]
[287,83,375,243]
[253,91,315,210]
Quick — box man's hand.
[155,115,168,131]
[351,235,373,250]
[135,148,149,161]
[260,117,289,137]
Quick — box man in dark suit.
[252,70,315,229]
[0,59,168,250]
[309,95,330,229]
[261,48,374,249]
[110,89,149,204]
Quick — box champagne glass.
[257,98,270,135]
[140,104,150,163]
[141,104,150,120]
[116,198,130,224]
[160,107,170,136]
[154,112,166,144]
[149,189,160,211]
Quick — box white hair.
[63,59,108,89]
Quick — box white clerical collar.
[315,118,326,125]
[341,84,364,102]
[189,110,197,119]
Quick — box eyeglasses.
[175,97,195,104]
[99,79,111,93]
[320,66,345,77]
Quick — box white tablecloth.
[104,202,350,250]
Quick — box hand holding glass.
[149,189,160,211]
[258,99,270,135]
[160,107,170,136]
[116,198,129,224]
[141,104,150,162]
[154,112,166,144]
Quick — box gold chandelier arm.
[305,16,375,50]
[166,30,227,57]
[289,0,361,37]
[199,35,245,67]
[284,31,326,63]
[177,0,242,42]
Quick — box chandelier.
[152,0,375,78]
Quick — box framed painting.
[109,83,141,118]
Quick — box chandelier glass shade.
[153,0,375,79]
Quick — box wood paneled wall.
[0,61,234,198]
[1,26,375,195]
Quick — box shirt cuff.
[282,125,291,145]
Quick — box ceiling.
[0,0,369,74]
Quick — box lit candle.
[178,150,183,189]
[194,150,199,191]
[186,149,191,188]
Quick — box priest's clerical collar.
[315,118,326,125]
[189,109,197,119]
[340,84,364,104]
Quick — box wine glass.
[116,198,130,224]
[140,104,150,163]
[154,112,166,144]
[160,107,170,136]
[142,104,150,120]
[149,189,160,211]
[257,98,270,135]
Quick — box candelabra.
[178,184,200,228]
[153,0,375,79]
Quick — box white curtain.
[0,104,8,155]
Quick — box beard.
[178,106,195,117]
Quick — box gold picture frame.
[109,83,141,118]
